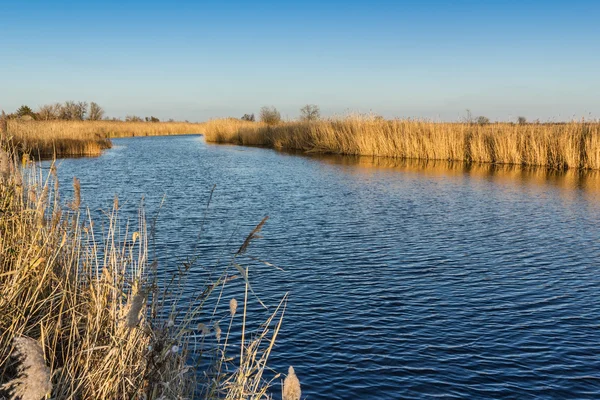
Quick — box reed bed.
[203,116,600,170]
[5,120,203,157]
[0,144,294,398]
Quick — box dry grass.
[0,145,291,398]
[5,120,203,157]
[203,116,600,170]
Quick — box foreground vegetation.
[203,116,600,170]
[0,145,298,398]
[4,119,203,157]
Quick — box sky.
[1,0,599,122]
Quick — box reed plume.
[282,366,301,400]
[126,288,146,328]
[1,336,52,400]
[71,176,81,210]
[0,149,10,180]
[229,298,238,317]
[214,321,222,341]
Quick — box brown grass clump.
[203,116,600,170]
[6,119,203,158]
[0,143,287,398]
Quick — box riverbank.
[203,117,600,170]
[4,120,203,157]
[0,145,288,398]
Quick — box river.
[45,134,600,399]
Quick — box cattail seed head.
[229,298,238,317]
[283,366,301,400]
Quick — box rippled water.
[45,135,600,399]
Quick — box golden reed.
[203,116,600,170]
[6,120,203,157]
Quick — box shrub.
[477,116,490,125]
[16,105,34,119]
[259,106,281,125]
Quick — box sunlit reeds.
[0,143,290,398]
[203,116,600,170]
[6,120,203,157]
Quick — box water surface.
[46,135,600,399]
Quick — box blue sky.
[1,0,599,121]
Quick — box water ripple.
[47,136,600,399]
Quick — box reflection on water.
[47,136,600,399]
[310,154,600,194]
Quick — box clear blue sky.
[2,0,599,122]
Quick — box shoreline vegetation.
[4,119,203,158]
[202,116,600,170]
[0,144,296,398]
[2,101,204,158]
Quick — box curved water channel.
[45,135,600,399]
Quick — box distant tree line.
[239,104,322,125]
[4,101,163,123]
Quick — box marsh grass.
[6,120,203,157]
[203,116,600,170]
[0,144,291,398]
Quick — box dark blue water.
[46,135,600,399]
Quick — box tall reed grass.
[0,144,293,398]
[203,116,600,170]
[6,120,203,157]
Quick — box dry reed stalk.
[203,117,600,170]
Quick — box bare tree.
[299,104,320,122]
[37,103,62,120]
[125,115,143,122]
[259,106,281,125]
[517,116,527,125]
[464,109,474,124]
[37,105,54,120]
[88,102,104,121]
[59,101,88,120]
[60,101,75,120]
[75,101,88,120]
[241,113,255,122]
